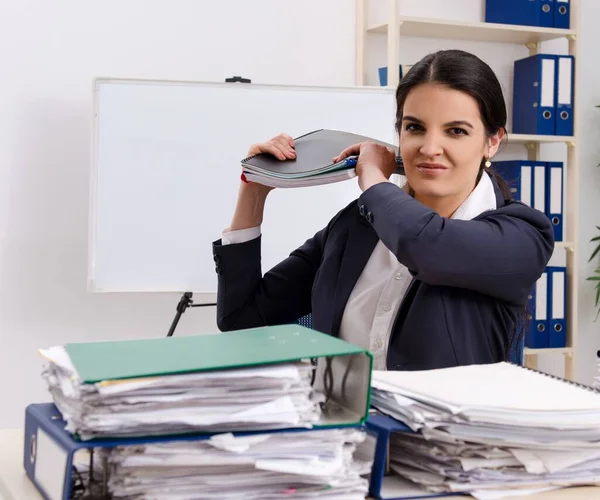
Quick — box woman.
[212,49,554,371]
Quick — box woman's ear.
[487,128,505,158]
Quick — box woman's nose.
[418,133,444,158]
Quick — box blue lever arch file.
[24,402,371,500]
[485,0,543,27]
[555,0,571,28]
[539,0,555,28]
[525,285,536,348]
[531,271,550,348]
[548,266,567,348]
[513,54,556,135]
[491,161,533,207]
[546,161,564,241]
[555,55,575,137]
[365,413,458,499]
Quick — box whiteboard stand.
[166,292,216,337]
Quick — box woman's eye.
[449,127,468,136]
[404,123,423,132]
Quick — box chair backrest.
[296,314,313,329]
[296,312,526,366]
[508,313,526,366]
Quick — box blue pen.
[342,155,404,175]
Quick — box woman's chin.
[409,180,446,199]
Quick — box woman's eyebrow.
[444,120,474,130]
[402,116,474,130]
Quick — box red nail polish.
[241,173,248,183]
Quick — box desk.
[1,429,600,500]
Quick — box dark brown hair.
[394,49,512,201]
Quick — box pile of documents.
[40,345,324,440]
[241,128,402,188]
[37,326,374,499]
[371,362,600,498]
[41,346,324,440]
[104,428,370,499]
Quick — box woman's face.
[399,83,502,207]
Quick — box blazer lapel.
[330,215,379,336]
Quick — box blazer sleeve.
[358,182,555,304]
[212,223,330,332]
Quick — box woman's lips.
[416,163,448,175]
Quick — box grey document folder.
[240,129,402,188]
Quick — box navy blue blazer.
[212,175,554,370]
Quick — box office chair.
[296,312,526,366]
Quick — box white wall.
[0,0,355,428]
[1,0,598,429]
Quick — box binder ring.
[560,111,569,120]
[537,324,546,332]
[542,4,551,12]
[559,5,567,14]
[29,433,36,464]
[552,216,560,225]
[543,110,552,120]
[554,323,563,332]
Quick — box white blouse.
[221,173,498,369]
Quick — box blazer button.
[359,204,367,216]
[366,212,374,223]
[215,266,222,275]
[213,254,221,264]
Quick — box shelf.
[368,16,576,45]
[556,241,574,251]
[507,134,575,145]
[524,347,574,355]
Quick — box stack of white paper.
[40,346,325,440]
[371,362,600,498]
[104,428,370,499]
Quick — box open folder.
[40,325,373,440]
[241,129,403,188]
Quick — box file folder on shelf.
[555,55,575,137]
[513,54,556,136]
[539,0,555,28]
[491,160,533,206]
[525,285,536,348]
[484,0,553,28]
[555,0,571,29]
[533,163,547,216]
[548,266,567,348]
[62,324,373,432]
[365,413,456,499]
[546,161,564,241]
[378,65,413,86]
[531,270,550,348]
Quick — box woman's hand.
[333,141,397,192]
[242,133,296,195]
[228,133,296,232]
[247,133,296,161]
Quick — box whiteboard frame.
[87,77,396,293]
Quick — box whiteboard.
[89,78,397,293]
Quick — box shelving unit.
[356,0,580,380]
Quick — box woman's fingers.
[260,143,288,161]
[333,143,362,163]
[279,133,295,148]
[274,136,296,159]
